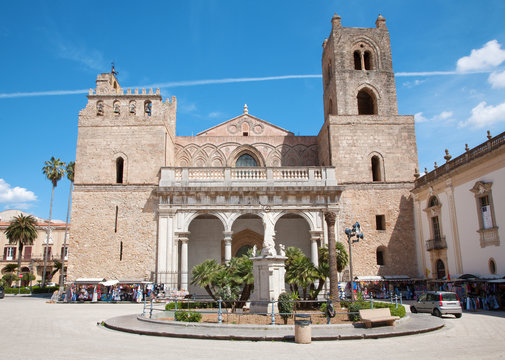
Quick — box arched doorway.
[231,229,263,257]
[231,214,264,257]
[187,214,225,295]
[274,213,311,257]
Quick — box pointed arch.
[357,88,377,115]
[368,151,385,182]
[113,152,128,184]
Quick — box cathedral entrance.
[231,214,264,257]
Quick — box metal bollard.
[271,300,276,325]
[218,298,222,324]
[149,298,153,319]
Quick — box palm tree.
[190,259,222,300]
[42,157,66,287]
[227,251,254,308]
[59,161,74,292]
[2,264,18,273]
[335,241,349,274]
[4,214,38,287]
[49,260,62,281]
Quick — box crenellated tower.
[69,71,177,281]
[318,14,419,278]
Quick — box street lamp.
[345,222,364,301]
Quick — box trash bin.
[294,314,312,344]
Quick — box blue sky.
[1,0,505,221]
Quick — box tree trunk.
[325,212,338,301]
[59,180,73,293]
[42,185,55,288]
[204,285,216,301]
[17,242,24,288]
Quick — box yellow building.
[0,210,69,286]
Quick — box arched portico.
[187,214,225,294]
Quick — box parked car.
[0,285,4,299]
[410,291,462,318]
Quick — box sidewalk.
[104,312,445,341]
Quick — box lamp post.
[345,222,364,301]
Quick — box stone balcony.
[159,166,337,188]
[425,237,447,251]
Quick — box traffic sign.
[18,274,23,279]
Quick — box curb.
[103,314,445,341]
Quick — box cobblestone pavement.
[1,296,504,360]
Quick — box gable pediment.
[197,113,293,137]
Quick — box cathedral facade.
[67,14,419,294]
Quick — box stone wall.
[67,187,157,281]
[327,114,417,183]
[338,184,418,277]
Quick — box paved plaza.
[1,296,504,360]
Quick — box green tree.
[2,264,18,273]
[4,214,38,287]
[49,260,62,281]
[190,259,222,300]
[41,156,66,287]
[335,241,349,274]
[227,251,254,308]
[285,244,349,301]
[285,247,318,300]
[59,161,74,292]
[190,251,255,311]
[2,273,16,287]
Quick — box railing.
[425,237,447,251]
[0,254,68,262]
[415,131,505,187]
[160,166,337,188]
[141,296,404,325]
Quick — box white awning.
[383,275,411,281]
[74,278,105,284]
[99,280,119,286]
[355,276,383,281]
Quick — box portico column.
[324,211,338,300]
[179,234,189,292]
[310,231,321,267]
[223,231,233,264]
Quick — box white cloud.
[459,101,505,128]
[208,111,224,119]
[0,179,37,205]
[414,112,429,123]
[438,111,453,120]
[456,40,505,73]
[56,40,107,72]
[489,70,505,88]
[402,79,426,88]
[415,111,453,123]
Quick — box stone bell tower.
[318,14,420,279]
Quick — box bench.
[359,308,400,328]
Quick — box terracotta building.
[68,14,419,294]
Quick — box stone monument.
[249,213,288,314]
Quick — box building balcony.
[426,237,447,251]
[159,166,337,189]
[1,254,68,263]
